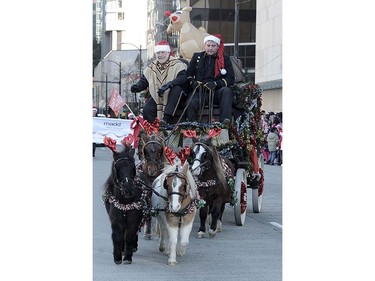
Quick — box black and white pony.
[151,148,198,265]
[189,130,235,238]
[102,136,146,264]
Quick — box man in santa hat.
[185,34,235,124]
[130,40,188,125]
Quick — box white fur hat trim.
[204,35,220,45]
[154,45,170,53]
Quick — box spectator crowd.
[261,111,282,166]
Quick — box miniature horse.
[138,131,167,239]
[151,161,197,265]
[190,136,235,238]
[103,144,144,264]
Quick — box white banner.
[92,117,133,144]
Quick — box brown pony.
[190,134,235,238]
[137,130,168,239]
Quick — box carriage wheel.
[252,153,265,213]
[234,168,248,226]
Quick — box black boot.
[160,114,172,125]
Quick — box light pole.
[234,0,240,58]
[105,73,108,116]
[120,42,142,106]
[103,60,122,98]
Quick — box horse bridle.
[113,157,136,197]
[190,142,213,175]
[164,169,189,202]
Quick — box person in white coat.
[266,126,280,165]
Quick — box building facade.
[255,0,282,113]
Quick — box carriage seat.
[169,104,221,124]
[170,103,244,125]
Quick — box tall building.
[100,0,126,57]
[95,0,103,43]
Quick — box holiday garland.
[227,83,265,171]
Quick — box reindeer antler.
[176,146,191,165]
[103,136,117,152]
[164,146,176,165]
[121,134,134,148]
[142,118,160,135]
[208,127,222,138]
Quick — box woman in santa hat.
[130,40,188,125]
[185,34,235,124]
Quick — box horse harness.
[112,156,135,192]
[190,141,213,175]
[103,156,147,214]
[191,142,233,191]
[159,168,198,217]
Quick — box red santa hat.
[154,40,173,56]
[204,34,226,77]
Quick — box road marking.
[269,222,282,229]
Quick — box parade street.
[93,146,282,281]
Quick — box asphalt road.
[93,146,282,281]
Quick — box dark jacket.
[186,51,235,89]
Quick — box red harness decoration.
[142,118,160,135]
[104,136,117,152]
[121,134,134,148]
[164,146,177,165]
[176,146,191,165]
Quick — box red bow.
[142,118,160,135]
[208,128,222,138]
[164,146,176,165]
[182,130,197,138]
[121,134,134,148]
[177,146,191,165]
[103,136,117,152]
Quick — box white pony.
[151,160,198,265]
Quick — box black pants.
[143,85,184,123]
[186,87,233,122]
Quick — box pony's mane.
[117,145,135,161]
[201,139,227,189]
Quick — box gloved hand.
[190,79,199,90]
[130,84,140,93]
[157,81,174,97]
[204,81,217,91]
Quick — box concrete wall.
[255,0,282,113]
[262,88,282,113]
